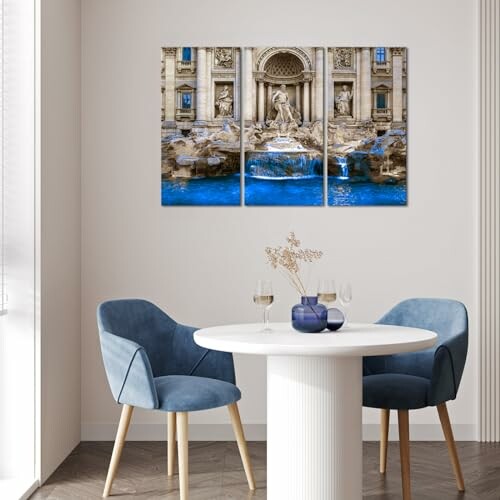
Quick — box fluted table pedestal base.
[195,322,436,499]
[267,355,362,500]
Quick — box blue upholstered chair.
[97,299,255,499]
[363,298,468,500]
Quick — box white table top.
[194,322,437,357]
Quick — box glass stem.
[264,307,269,330]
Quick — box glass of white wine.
[254,280,274,332]
[339,283,353,324]
[317,279,337,307]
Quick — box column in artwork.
[314,48,324,122]
[258,79,265,123]
[195,47,207,123]
[360,47,372,121]
[392,47,404,124]
[267,84,273,120]
[164,48,177,127]
[245,48,253,124]
[303,80,310,123]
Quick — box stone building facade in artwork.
[326,47,407,185]
[328,47,407,132]
[161,47,240,136]
[244,47,324,126]
[160,47,407,185]
[160,46,407,136]
[160,47,241,180]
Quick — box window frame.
[181,47,191,62]
[375,47,386,64]
[181,92,192,109]
[376,92,387,110]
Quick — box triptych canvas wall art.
[161,47,407,206]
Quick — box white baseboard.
[82,423,476,442]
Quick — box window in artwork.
[182,47,192,61]
[375,47,386,63]
[182,92,192,109]
[376,92,386,109]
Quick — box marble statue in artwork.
[335,85,353,116]
[216,85,233,117]
[272,85,296,123]
[266,85,301,132]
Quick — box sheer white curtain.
[0,0,4,316]
[0,0,36,497]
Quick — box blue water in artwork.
[161,174,406,206]
[245,176,324,206]
[328,178,407,206]
[161,175,240,206]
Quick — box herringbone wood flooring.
[31,441,500,499]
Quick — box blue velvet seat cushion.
[363,373,430,410]
[154,375,241,412]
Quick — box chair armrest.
[428,333,468,406]
[172,324,236,384]
[100,330,158,409]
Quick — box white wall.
[81,0,477,440]
[40,0,82,482]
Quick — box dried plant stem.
[279,268,307,296]
[265,232,322,299]
[278,268,300,294]
[294,273,308,297]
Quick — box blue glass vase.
[291,296,328,333]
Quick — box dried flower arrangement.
[265,232,323,296]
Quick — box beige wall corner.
[40,0,82,483]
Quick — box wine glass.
[254,280,274,332]
[317,279,337,307]
[339,283,352,324]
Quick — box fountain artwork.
[244,55,325,206]
[244,127,324,206]
[160,47,407,207]
[335,156,349,180]
[161,47,242,206]
[326,47,408,206]
[246,137,323,180]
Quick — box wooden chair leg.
[380,409,390,474]
[228,402,256,491]
[167,412,176,476]
[177,412,189,500]
[398,409,411,500]
[437,403,465,492]
[103,404,134,498]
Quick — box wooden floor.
[31,441,500,499]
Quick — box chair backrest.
[365,298,468,384]
[97,298,178,377]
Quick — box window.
[182,92,192,109]
[376,93,386,109]
[176,85,194,116]
[0,0,4,315]
[0,0,37,496]
[182,47,191,62]
[375,47,386,63]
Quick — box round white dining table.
[194,322,437,500]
